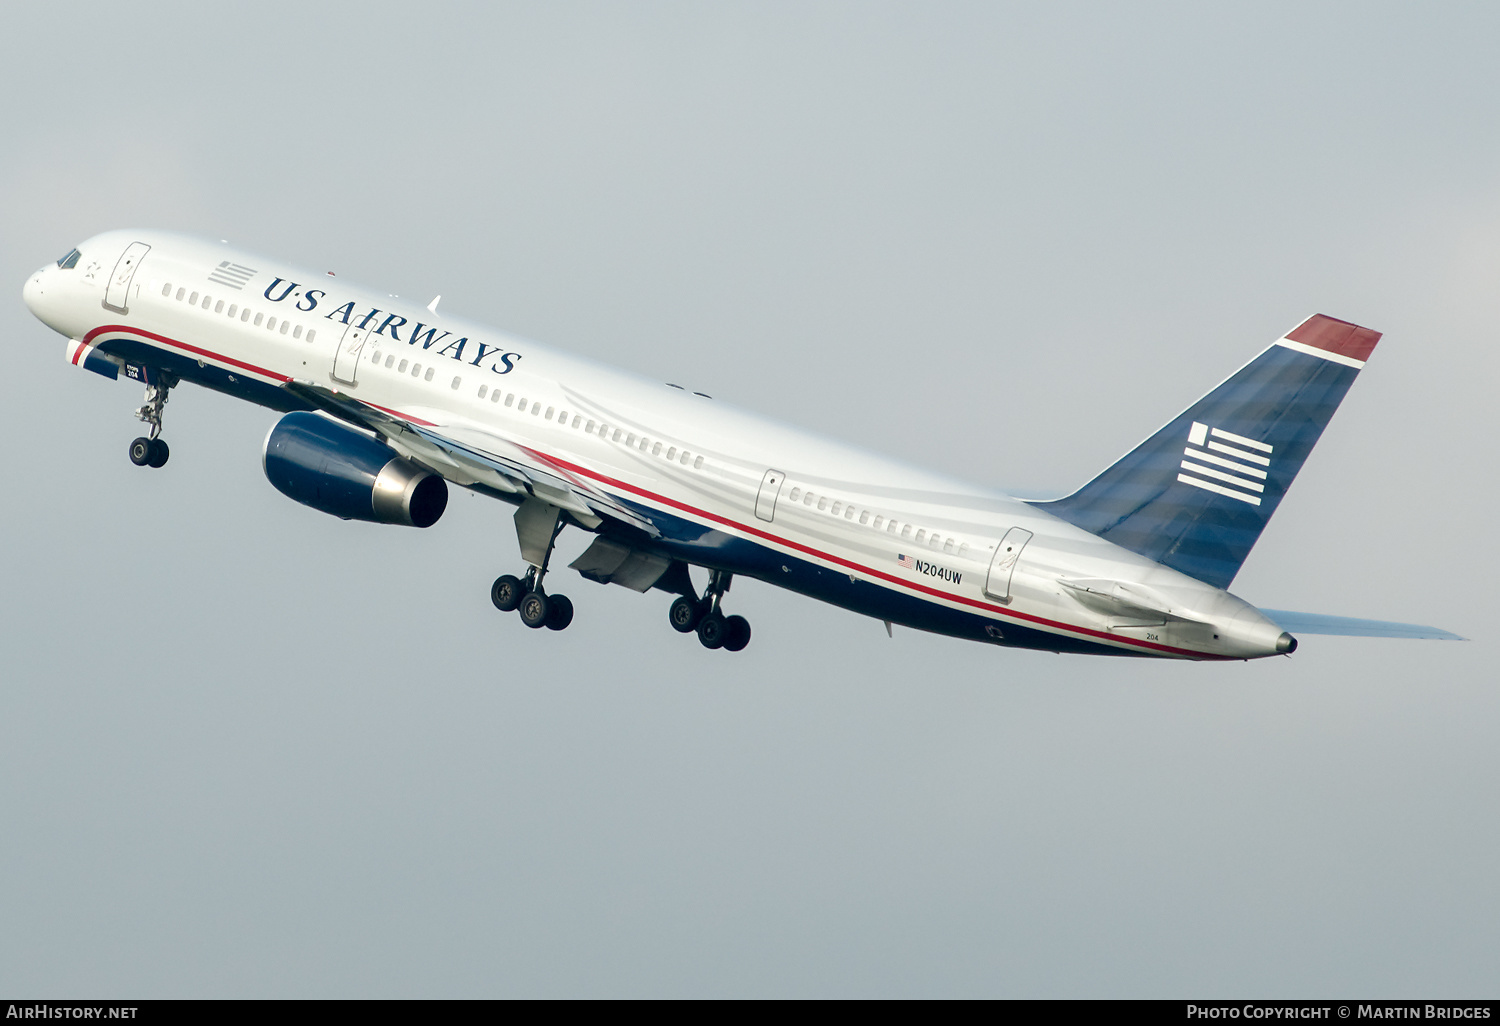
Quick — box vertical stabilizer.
[1030,314,1380,589]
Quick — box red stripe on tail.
[1285,314,1381,363]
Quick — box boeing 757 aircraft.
[23,231,1461,658]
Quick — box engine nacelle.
[262,411,448,528]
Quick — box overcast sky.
[1,1,1495,998]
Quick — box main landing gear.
[128,378,174,469]
[490,499,575,632]
[669,569,751,652]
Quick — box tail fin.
[1029,314,1380,590]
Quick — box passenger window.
[627,433,636,445]
[572,415,581,427]
[385,355,394,368]
[873,516,884,530]
[846,507,855,520]
[817,497,827,511]
[959,543,969,558]
[901,524,911,538]
[652,442,662,456]
[412,363,422,377]
[254,313,264,326]
[398,359,409,373]
[666,447,676,460]
[492,389,502,403]
[831,502,842,516]
[505,395,515,407]
[228,304,238,317]
[450,375,460,389]
[943,538,954,553]
[478,385,488,399]
[859,511,869,525]
[533,404,541,416]
[202,295,211,309]
[371,351,381,363]
[639,437,649,451]
[215,300,224,314]
[804,493,813,506]
[293,325,302,339]
[546,407,555,420]
[915,529,926,543]
[162,283,172,297]
[680,451,690,465]
[176,288,185,301]
[424,367,435,382]
[518,399,527,412]
[612,428,621,440]
[280,321,289,335]
[789,488,801,502]
[189,291,199,304]
[267,317,277,331]
[693,456,703,469]
[306,329,315,342]
[587,420,596,432]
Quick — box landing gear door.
[755,469,786,522]
[984,527,1033,602]
[331,319,370,385]
[103,241,151,314]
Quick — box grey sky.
[1,1,1494,997]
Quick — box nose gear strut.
[128,374,176,468]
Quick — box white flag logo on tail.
[1177,421,1271,506]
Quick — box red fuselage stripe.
[89,323,1222,659]
[84,324,292,383]
[514,447,1221,660]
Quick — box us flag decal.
[1178,421,1270,506]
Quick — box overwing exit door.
[983,527,1033,602]
[103,242,150,314]
[331,319,371,384]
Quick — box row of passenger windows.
[474,376,706,469]
[156,281,317,343]
[365,346,702,468]
[369,348,454,386]
[785,485,969,556]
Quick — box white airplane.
[23,230,1461,658]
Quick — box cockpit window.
[56,248,81,269]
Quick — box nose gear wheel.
[128,375,176,469]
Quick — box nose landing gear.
[128,377,174,469]
[669,570,751,652]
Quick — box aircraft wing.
[1258,609,1465,641]
[281,379,660,537]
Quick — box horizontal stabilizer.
[1259,609,1465,641]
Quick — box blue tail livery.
[1031,315,1379,590]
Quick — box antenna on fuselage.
[427,295,441,314]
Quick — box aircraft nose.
[22,265,49,316]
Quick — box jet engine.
[262,411,448,527]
